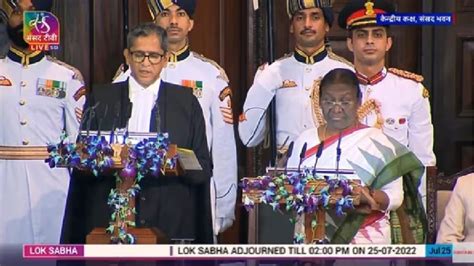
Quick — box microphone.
[283,141,294,175]
[312,140,325,177]
[155,103,161,133]
[110,102,120,143]
[297,142,307,173]
[86,101,100,137]
[97,104,108,137]
[79,105,92,132]
[123,102,133,144]
[335,132,343,178]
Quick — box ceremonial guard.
[0,0,85,246]
[338,0,436,206]
[239,0,353,150]
[114,0,237,237]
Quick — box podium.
[242,167,362,244]
[49,131,200,244]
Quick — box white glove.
[214,217,234,234]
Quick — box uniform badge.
[182,80,203,98]
[385,118,395,125]
[281,80,297,88]
[0,76,12,86]
[75,107,83,123]
[220,106,234,124]
[73,86,87,101]
[36,78,66,99]
[219,87,232,102]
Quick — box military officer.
[114,0,238,237]
[338,0,436,207]
[0,0,85,247]
[239,0,353,150]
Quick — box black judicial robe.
[60,80,213,244]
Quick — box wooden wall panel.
[457,0,474,11]
[92,0,126,83]
[460,143,474,170]
[52,0,91,86]
[457,36,474,117]
[433,0,474,175]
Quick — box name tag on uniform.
[182,80,203,98]
[36,78,66,99]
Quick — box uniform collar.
[168,44,190,63]
[7,47,45,66]
[293,45,327,65]
[356,67,387,85]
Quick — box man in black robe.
[60,23,213,245]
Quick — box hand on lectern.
[353,186,381,214]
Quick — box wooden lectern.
[57,131,198,245]
[85,143,182,244]
[86,144,183,244]
[243,168,361,244]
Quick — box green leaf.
[347,159,376,186]
[384,135,410,156]
[371,137,395,163]
[358,147,385,175]
[311,219,317,229]
[106,225,115,234]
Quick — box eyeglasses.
[129,51,165,65]
[321,100,354,108]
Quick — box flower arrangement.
[46,131,177,244]
[46,132,115,176]
[106,133,177,244]
[241,168,357,244]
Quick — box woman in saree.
[288,68,426,244]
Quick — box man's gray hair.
[126,22,168,52]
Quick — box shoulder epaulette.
[277,53,293,62]
[388,68,424,83]
[422,86,430,99]
[327,51,353,67]
[192,52,229,83]
[257,53,291,71]
[46,56,85,84]
[257,62,268,71]
[112,63,126,81]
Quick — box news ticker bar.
[21,244,474,262]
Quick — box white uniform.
[357,67,436,203]
[115,47,237,235]
[239,47,353,148]
[437,173,474,243]
[0,48,85,245]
